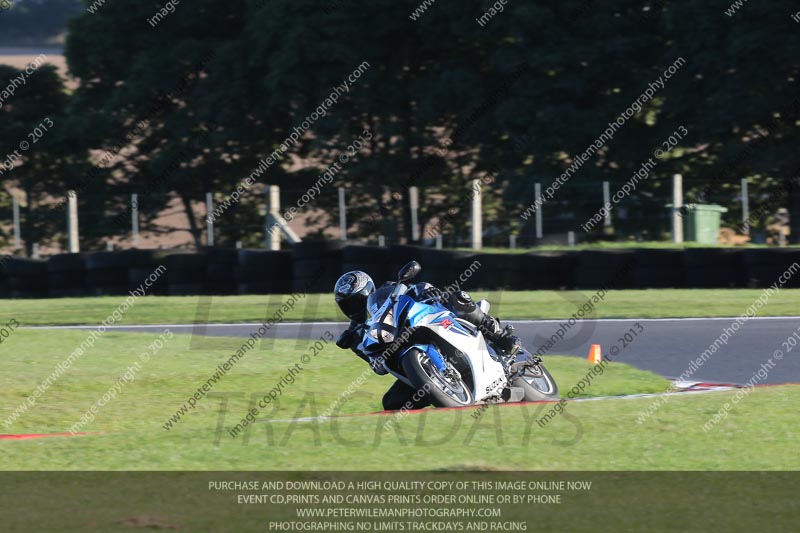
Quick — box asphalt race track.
[32,316,800,385]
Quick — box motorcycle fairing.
[398,297,507,401]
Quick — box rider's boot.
[479,315,522,357]
[448,290,522,357]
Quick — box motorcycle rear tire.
[512,363,559,401]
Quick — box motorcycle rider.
[333,270,522,411]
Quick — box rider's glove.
[368,355,388,375]
[336,323,361,350]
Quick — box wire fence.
[0,174,788,256]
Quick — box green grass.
[5,288,800,326]
[2,330,797,471]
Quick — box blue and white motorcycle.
[360,261,559,408]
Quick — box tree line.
[0,0,798,253]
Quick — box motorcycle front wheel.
[401,348,475,408]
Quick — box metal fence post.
[603,181,612,228]
[67,190,80,253]
[741,178,749,235]
[131,193,140,247]
[206,192,215,246]
[409,186,420,243]
[534,182,543,240]
[338,187,347,241]
[12,194,21,251]
[672,174,684,243]
[266,185,282,250]
[471,178,482,250]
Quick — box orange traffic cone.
[588,344,603,364]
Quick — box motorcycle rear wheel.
[513,363,559,401]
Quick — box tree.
[66,0,256,247]
[0,63,78,255]
[61,0,800,248]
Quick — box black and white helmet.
[334,271,375,322]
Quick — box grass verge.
[5,288,800,326]
[2,330,796,470]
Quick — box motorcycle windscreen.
[364,290,399,350]
[366,285,393,319]
[367,306,397,344]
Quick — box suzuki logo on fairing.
[485,376,504,393]
[434,314,470,337]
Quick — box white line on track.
[263,386,740,424]
[510,316,800,324]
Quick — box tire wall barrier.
[1,245,799,298]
